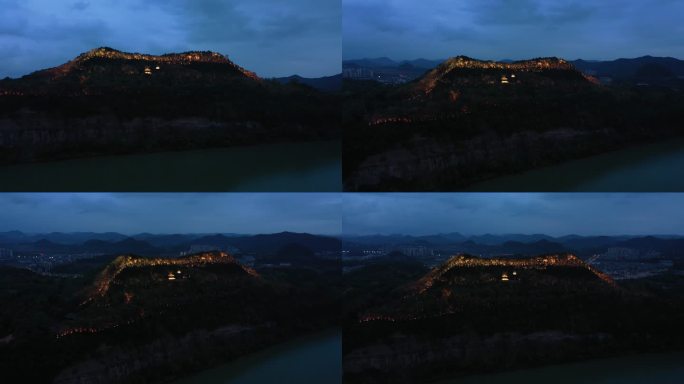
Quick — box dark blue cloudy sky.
[0,193,341,235]
[343,0,684,61]
[0,0,340,78]
[343,193,684,236]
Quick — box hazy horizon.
[0,229,337,237]
[2,229,681,239]
[0,193,341,235]
[344,0,684,62]
[342,232,683,238]
[343,54,684,62]
[343,193,684,237]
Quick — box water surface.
[0,141,340,191]
[440,351,684,384]
[468,139,684,191]
[172,330,341,384]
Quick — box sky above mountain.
[343,193,684,236]
[343,0,684,61]
[0,0,340,79]
[0,193,341,235]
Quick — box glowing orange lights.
[413,253,616,294]
[82,252,259,306]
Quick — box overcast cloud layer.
[343,0,684,61]
[3,193,682,237]
[343,193,684,236]
[0,0,340,78]
[0,193,341,235]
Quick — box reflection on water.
[441,351,684,384]
[468,139,684,191]
[0,141,341,191]
[173,330,341,384]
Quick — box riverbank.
[0,140,341,191]
[439,350,684,384]
[467,138,684,191]
[172,329,341,384]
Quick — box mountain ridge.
[413,253,616,295]
[82,251,258,306]
[31,46,259,82]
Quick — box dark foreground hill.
[0,251,339,383]
[343,254,684,383]
[343,55,684,191]
[275,74,342,92]
[0,47,340,164]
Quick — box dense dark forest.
[0,250,340,383]
[342,254,684,383]
[343,57,684,191]
[0,48,340,164]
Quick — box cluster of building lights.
[420,56,573,94]
[360,309,456,324]
[414,254,615,294]
[167,269,184,281]
[362,254,615,324]
[56,313,143,340]
[368,116,412,126]
[81,48,229,65]
[48,47,259,81]
[441,56,571,73]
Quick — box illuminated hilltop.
[414,253,615,294]
[419,56,594,94]
[363,56,597,127]
[0,45,340,165]
[359,253,616,323]
[44,46,259,80]
[61,251,261,339]
[0,46,261,97]
[437,56,574,73]
[84,251,259,305]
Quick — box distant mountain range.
[0,230,341,256]
[343,232,682,245]
[343,233,684,258]
[343,57,444,70]
[343,55,684,89]
[0,230,233,246]
[344,55,684,78]
[571,56,684,79]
